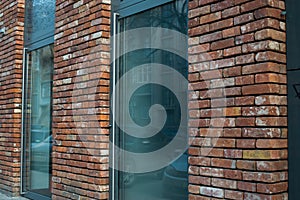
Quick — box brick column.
[52,0,111,199]
[188,0,287,199]
[0,0,24,196]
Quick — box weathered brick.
[211,38,234,50]
[236,117,255,126]
[237,160,256,170]
[200,186,224,198]
[223,128,242,137]
[210,18,234,31]
[211,158,236,169]
[254,7,283,19]
[255,73,282,83]
[238,181,256,192]
[255,51,286,63]
[235,96,255,106]
[223,66,241,77]
[189,5,211,18]
[190,176,211,185]
[189,25,210,36]
[237,139,256,148]
[200,31,223,43]
[212,138,236,148]
[242,171,283,183]
[242,128,282,138]
[242,62,286,75]
[257,182,288,194]
[241,18,280,34]
[223,26,241,38]
[240,0,269,13]
[243,40,280,53]
[243,150,287,159]
[235,75,255,85]
[211,0,235,12]
[212,178,237,189]
[236,54,255,65]
[210,58,235,69]
[257,160,288,171]
[189,185,201,194]
[222,6,240,18]
[224,149,243,158]
[256,117,287,126]
[224,107,242,116]
[242,106,280,116]
[225,190,243,200]
[200,12,222,24]
[200,167,224,177]
[244,192,288,200]
[242,84,280,95]
[225,87,242,96]
[235,33,255,45]
[234,13,254,25]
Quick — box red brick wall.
[52,0,111,199]
[0,0,290,199]
[0,0,24,196]
[188,0,288,199]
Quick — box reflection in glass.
[25,0,56,45]
[23,45,53,197]
[115,1,188,199]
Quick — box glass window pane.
[114,1,189,199]
[25,0,56,46]
[23,44,54,197]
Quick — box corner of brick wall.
[0,0,24,196]
[53,0,111,199]
[188,0,288,199]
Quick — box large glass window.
[22,0,55,199]
[112,1,188,199]
[24,0,56,48]
[22,45,54,199]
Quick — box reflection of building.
[0,0,297,199]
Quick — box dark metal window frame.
[113,0,173,18]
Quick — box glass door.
[112,1,189,199]
[22,44,53,200]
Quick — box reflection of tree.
[122,0,188,65]
[151,0,188,33]
[124,0,188,32]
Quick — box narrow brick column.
[0,0,25,196]
[188,0,288,199]
[53,0,111,199]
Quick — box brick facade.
[0,0,290,199]
[52,0,111,199]
[0,0,24,196]
[188,0,288,199]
